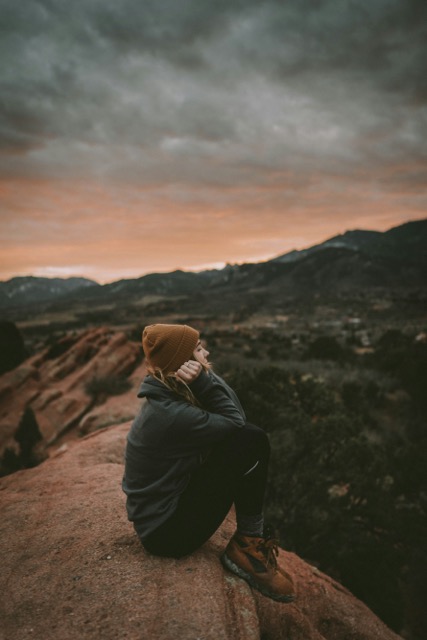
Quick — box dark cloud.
[0,0,426,196]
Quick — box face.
[193,340,210,367]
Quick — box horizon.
[1,2,426,285]
[2,216,424,285]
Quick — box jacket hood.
[137,375,170,400]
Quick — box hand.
[176,359,202,384]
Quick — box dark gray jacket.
[122,370,246,539]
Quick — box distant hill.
[273,219,427,265]
[1,219,425,314]
[272,229,381,263]
[78,218,427,309]
[0,276,99,309]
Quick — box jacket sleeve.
[166,371,245,451]
[208,371,246,421]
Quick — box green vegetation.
[0,321,28,374]
[226,330,427,638]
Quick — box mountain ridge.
[0,276,99,309]
[272,219,426,263]
[1,218,425,311]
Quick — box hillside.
[0,276,98,309]
[1,220,426,321]
[273,219,427,265]
[0,327,145,475]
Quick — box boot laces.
[256,535,279,570]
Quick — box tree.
[0,321,28,374]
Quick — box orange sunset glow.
[1,2,426,284]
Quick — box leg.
[142,423,270,558]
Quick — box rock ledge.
[0,423,401,640]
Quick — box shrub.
[0,321,28,374]
[85,374,132,398]
[224,364,427,635]
[304,336,351,363]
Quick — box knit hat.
[142,324,200,374]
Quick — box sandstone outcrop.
[0,327,145,474]
[0,422,401,640]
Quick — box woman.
[122,323,295,602]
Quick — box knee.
[243,423,270,457]
[218,424,270,464]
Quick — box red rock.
[0,327,142,465]
[0,423,402,640]
[78,361,147,435]
[78,392,140,434]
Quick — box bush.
[85,374,132,398]
[304,336,351,363]
[368,330,427,413]
[224,364,427,635]
[0,407,44,477]
[0,321,28,374]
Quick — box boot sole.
[220,552,296,603]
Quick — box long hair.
[148,362,211,407]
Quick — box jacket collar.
[137,374,171,400]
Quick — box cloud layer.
[1,0,426,281]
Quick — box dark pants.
[142,423,270,558]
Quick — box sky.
[1,0,426,284]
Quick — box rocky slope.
[0,327,145,475]
[0,422,402,640]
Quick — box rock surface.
[0,422,402,640]
[0,327,144,472]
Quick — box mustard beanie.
[142,324,200,374]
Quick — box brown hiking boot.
[220,531,296,603]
